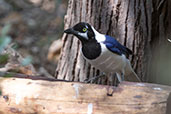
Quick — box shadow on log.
[0,73,171,114]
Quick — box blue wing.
[103,35,132,56]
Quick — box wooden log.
[0,77,171,114]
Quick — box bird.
[64,22,140,82]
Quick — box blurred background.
[0,0,68,76]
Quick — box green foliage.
[0,54,9,64]
[1,24,11,37]
[0,24,32,66]
[3,73,13,78]
[0,24,11,53]
[21,56,32,66]
[0,37,11,53]
[0,24,11,65]
[11,42,19,49]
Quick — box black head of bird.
[64,22,96,44]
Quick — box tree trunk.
[148,0,171,85]
[55,0,171,85]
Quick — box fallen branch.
[0,75,171,114]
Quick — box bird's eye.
[82,28,87,32]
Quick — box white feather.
[82,26,127,74]
[81,43,127,74]
[81,25,140,82]
[78,32,88,40]
[91,26,105,42]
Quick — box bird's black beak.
[64,28,78,35]
[64,28,73,34]
[64,27,88,43]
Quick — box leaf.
[0,54,9,64]
[21,56,32,66]
[1,24,11,37]
[0,36,11,53]
[3,73,13,78]
[11,43,19,49]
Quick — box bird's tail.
[124,60,141,82]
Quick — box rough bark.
[56,0,171,85]
[148,0,171,85]
[0,77,171,114]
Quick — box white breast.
[81,43,127,74]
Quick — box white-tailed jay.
[64,22,140,82]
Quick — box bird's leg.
[116,73,122,83]
[116,70,125,83]
[84,73,105,83]
[121,73,125,81]
[121,71,125,81]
